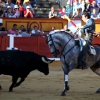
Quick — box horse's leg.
[61,62,76,96]
[0,74,2,90]
[90,62,100,93]
[96,88,100,93]
[90,61,100,75]
[93,67,100,93]
[61,64,70,96]
[61,74,70,96]
[0,85,2,90]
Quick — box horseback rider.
[77,11,95,69]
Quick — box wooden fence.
[0,36,99,57]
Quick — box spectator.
[96,0,100,4]
[19,25,25,33]
[61,25,72,34]
[12,0,24,4]
[0,6,4,17]
[0,0,6,9]
[23,0,34,14]
[4,6,13,18]
[0,23,7,31]
[8,24,17,35]
[16,0,25,17]
[12,5,20,18]
[66,1,72,18]
[49,6,58,18]
[20,27,30,37]
[16,0,23,7]
[33,0,37,8]
[89,0,94,4]
[31,25,44,36]
[90,1,99,13]
[59,6,69,19]
[6,0,14,9]
[73,0,83,16]
[24,6,34,18]
[51,26,55,31]
[13,29,22,37]
[84,0,91,12]
[73,7,82,18]
[97,12,100,20]
[27,28,32,35]
[79,0,85,12]
[91,8,100,19]
[49,26,55,32]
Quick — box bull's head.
[37,56,55,75]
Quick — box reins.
[47,31,76,57]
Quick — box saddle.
[75,38,96,55]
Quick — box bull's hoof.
[61,91,66,96]
[0,86,2,90]
[14,83,20,88]
[9,89,13,92]
[96,88,100,93]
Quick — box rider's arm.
[82,19,93,29]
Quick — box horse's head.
[46,30,75,57]
[46,32,60,57]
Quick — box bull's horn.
[48,58,55,63]
[42,57,55,64]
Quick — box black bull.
[0,50,54,92]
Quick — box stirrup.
[79,39,83,51]
[89,46,96,55]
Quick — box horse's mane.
[49,30,74,39]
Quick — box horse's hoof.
[61,90,67,96]
[0,86,2,90]
[96,88,100,93]
[61,92,66,96]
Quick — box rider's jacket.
[81,18,95,41]
[81,18,95,34]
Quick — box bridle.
[46,34,60,57]
[46,31,75,57]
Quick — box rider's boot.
[79,45,87,69]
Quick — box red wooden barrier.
[14,37,38,53]
[14,37,54,57]
[0,36,100,58]
[38,37,54,57]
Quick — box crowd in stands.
[49,0,100,19]
[0,23,45,37]
[0,0,36,18]
[0,0,100,37]
[0,0,100,19]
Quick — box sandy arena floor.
[0,64,100,100]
